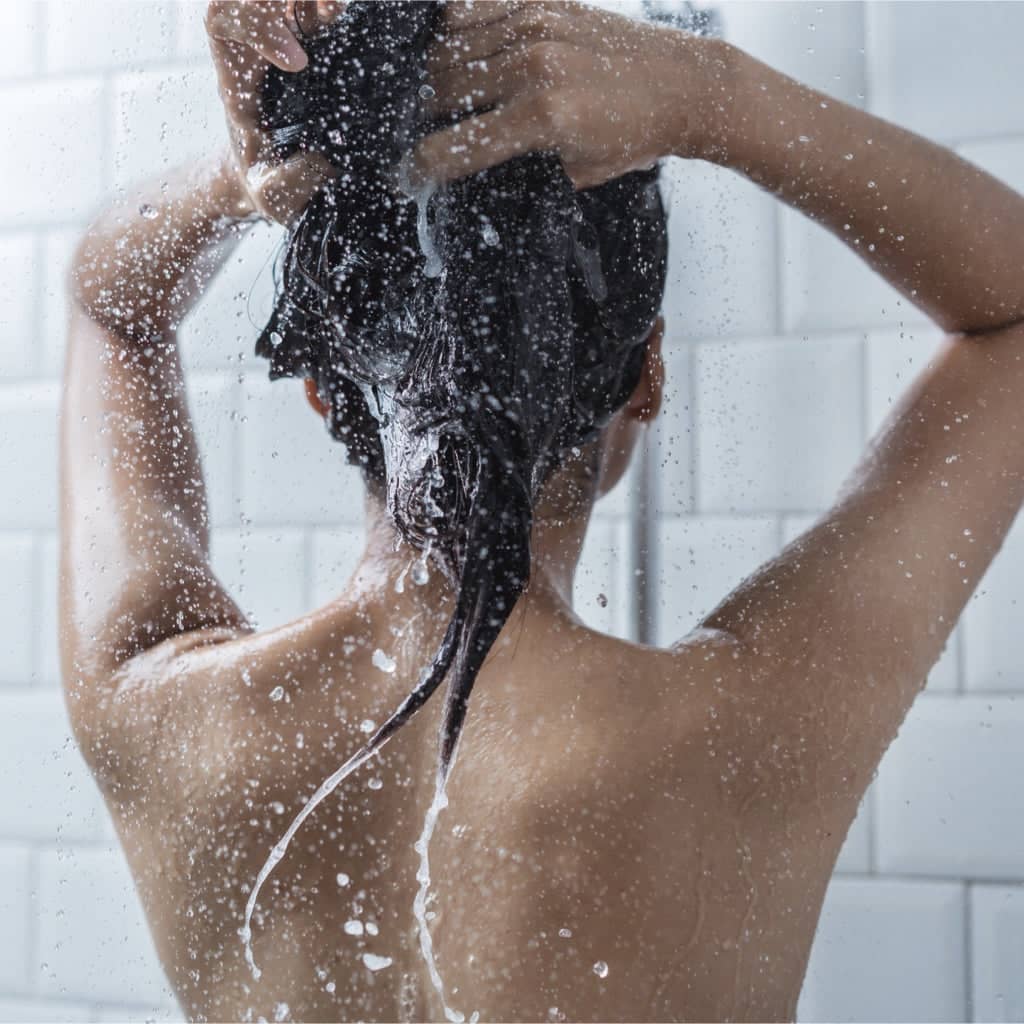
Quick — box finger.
[207,1,308,71]
[429,5,567,72]
[442,0,523,31]
[293,0,321,35]
[427,43,570,116]
[248,152,336,225]
[316,0,344,22]
[412,97,552,185]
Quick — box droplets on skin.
[372,648,397,674]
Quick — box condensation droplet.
[269,685,285,702]
[362,953,394,972]
[139,203,158,219]
[372,649,397,674]
[336,872,350,887]
[344,919,364,936]
[360,718,376,734]
[593,960,609,979]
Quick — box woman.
[60,1,1024,1021]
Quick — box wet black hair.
[256,0,668,783]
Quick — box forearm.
[698,42,1024,335]
[72,153,258,341]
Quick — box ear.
[624,315,665,424]
[304,378,330,418]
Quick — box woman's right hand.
[205,0,341,225]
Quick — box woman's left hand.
[414,0,730,190]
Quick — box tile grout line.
[964,881,975,1021]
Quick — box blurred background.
[1,1,1023,1020]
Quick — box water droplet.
[411,554,430,586]
[325,980,336,993]
[269,331,283,348]
[271,801,285,815]
[368,777,383,790]
[593,960,609,979]
[139,203,158,219]
[481,222,499,246]
[596,593,608,608]
[360,719,376,734]
[273,1002,290,1022]
[269,685,285,702]
[558,927,572,938]
[366,921,379,936]
[372,649,396,674]
[362,953,393,972]
[419,83,436,99]
[344,919,364,936]
[336,872,350,887]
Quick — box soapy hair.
[256,0,668,782]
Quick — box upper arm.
[59,305,249,738]
[696,324,1024,810]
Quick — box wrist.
[665,35,743,164]
[211,151,262,224]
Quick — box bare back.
[104,595,843,1023]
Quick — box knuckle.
[531,90,565,130]
[525,40,565,76]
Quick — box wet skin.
[61,3,1024,1020]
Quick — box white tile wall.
[971,884,1024,1022]
[797,877,966,1022]
[2,694,111,844]
[660,158,778,342]
[45,2,175,75]
[0,233,39,377]
[310,527,365,609]
[0,535,35,686]
[4,2,1024,1019]
[239,375,367,527]
[210,527,307,631]
[0,1,41,80]
[962,516,1024,693]
[720,2,868,109]
[0,383,60,530]
[35,847,174,1007]
[652,515,778,645]
[875,696,1024,879]
[694,335,865,512]
[40,229,78,379]
[0,80,106,226]
[0,846,33,994]
[866,2,1024,144]
[649,340,696,518]
[0,999,92,1023]
[111,66,223,190]
[575,517,636,639]
[781,206,930,335]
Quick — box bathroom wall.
[0,2,1021,1019]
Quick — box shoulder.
[64,625,253,801]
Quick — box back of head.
[256,0,668,780]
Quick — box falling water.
[241,736,393,979]
[412,772,478,1024]
[396,152,443,278]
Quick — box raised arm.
[690,49,1024,802]
[412,1,1024,813]
[61,155,254,688]
[61,1,335,768]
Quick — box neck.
[354,490,594,616]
